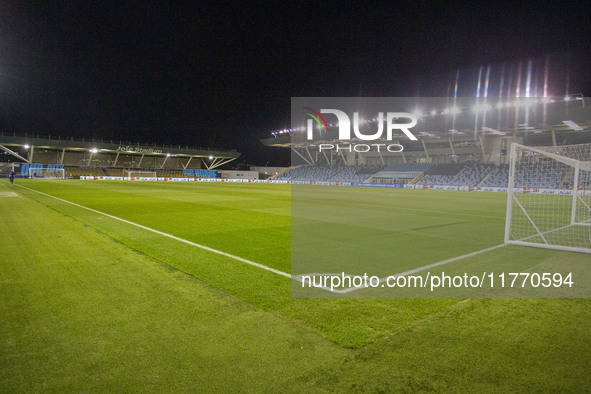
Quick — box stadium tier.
[277,164,433,184]
[11,165,220,179]
[273,162,589,190]
[383,163,435,172]
[417,164,494,187]
[183,169,217,178]
[481,163,574,189]
[0,134,241,176]
[480,165,509,187]
[276,166,363,182]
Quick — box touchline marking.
[14,184,292,280]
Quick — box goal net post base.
[505,143,591,254]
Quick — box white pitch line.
[338,243,507,294]
[14,183,292,279]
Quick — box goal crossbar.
[124,170,157,178]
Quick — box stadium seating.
[480,164,569,189]
[62,166,219,179]
[479,165,508,187]
[159,170,186,178]
[276,166,371,183]
[182,169,217,178]
[417,164,493,186]
[278,164,438,183]
[383,163,435,172]
[66,166,107,177]
[104,168,124,176]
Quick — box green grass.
[1,179,590,392]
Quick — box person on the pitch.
[9,170,15,185]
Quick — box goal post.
[124,170,157,179]
[28,167,66,179]
[505,143,591,254]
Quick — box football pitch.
[1,179,590,392]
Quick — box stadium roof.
[261,95,591,149]
[0,134,241,169]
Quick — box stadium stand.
[383,163,435,172]
[60,166,219,179]
[564,169,591,190]
[480,163,570,189]
[276,166,371,183]
[479,165,508,187]
[369,163,434,184]
[417,164,494,187]
[158,170,186,178]
[355,166,386,175]
[104,168,124,176]
[66,166,106,177]
[182,169,217,178]
[513,163,568,189]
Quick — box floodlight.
[472,103,490,113]
[411,109,423,119]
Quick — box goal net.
[505,143,591,254]
[124,170,157,179]
[28,167,66,179]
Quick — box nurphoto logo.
[304,107,418,153]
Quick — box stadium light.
[208,155,213,160]
[23,144,30,149]
[412,109,423,119]
[472,103,491,113]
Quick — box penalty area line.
[14,183,293,280]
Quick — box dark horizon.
[1,1,590,167]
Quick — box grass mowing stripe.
[12,183,507,295]
[0,181,351,392]
[14,183,292,279]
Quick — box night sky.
[1,1,590,166]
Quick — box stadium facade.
[260,95,590,188]
[0,133,240,179]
